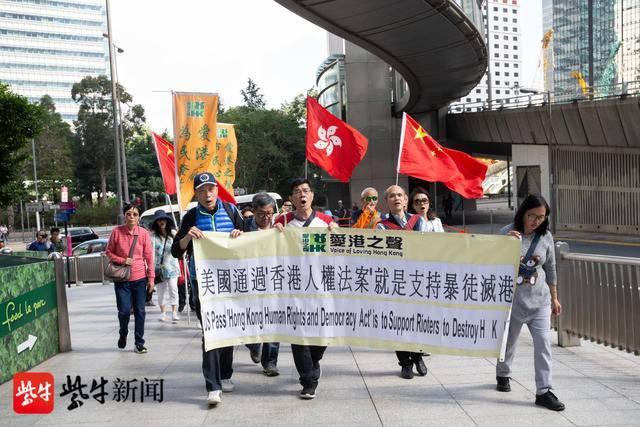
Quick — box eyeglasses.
[255,211,274,217]
[365,195,378,202]
[526,213,547,222]
[292,188,312,196]
[413,198,429,204]
[283,203,293,207]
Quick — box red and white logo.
[313,125,342,156]
[13,372,54,414]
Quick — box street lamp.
[103,0,126,224]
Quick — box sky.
[110,0,542,134]
[110,0,327,134]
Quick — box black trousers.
[396,351,423,367]
[291,344,326,388]
[192,280,234,391]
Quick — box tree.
[71,75,146,204]
[280,89,317,126]
[219,85,309,196]
[29,95,75,200]
[240,78,266,110]
[125,132,165,202]
[0,83,42,211]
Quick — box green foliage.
[71,203,119,226]
[219,104,305,196]
[126,132,165,200]
[71,75,146,204]
[280,89,317,126]
[0,83,42,208]
[27,95,75,200]
[240,78,266,110]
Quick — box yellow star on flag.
[430,150,437,157]
[413,126,428,140]
[166,146,173,157]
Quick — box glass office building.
[0,0,109,122]
[553,0,640,100]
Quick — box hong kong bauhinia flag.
[397,113,488,199]
[306,96,368,182]
[151,132,177,195]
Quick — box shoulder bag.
[104,234,138,282]
[154,235,169,283]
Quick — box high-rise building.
[0,0,109,122]
[552,0,640,100]
[450,0,522,112]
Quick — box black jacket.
[170,201,244,259]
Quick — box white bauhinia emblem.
[314,125,342,156]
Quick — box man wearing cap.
[171,172,244,406]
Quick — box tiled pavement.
[2,284,639,426]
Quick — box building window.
[476,98,481,102]
[466,98,471,102]
[494,53,499,57]
[495,62,500,67]
[494,43,499,48]
[503,26,508,31]
[504,63,509,67]
[476,89,481,93]
[494,34,499,39]
[496,80,501,85]
[504,54,509,58]
[514,45,518,50]
[504,45,509,49]
[506,90,511,94]
[496,71,501,76]
[494,15,498,20]
[503,8,507,12]
[513,54,518,59]
[493,6,498,11]
[512,27,517,31]
[513,18,517,23]
[505,72,510,76]
[494,25,499,30]
[513,36,518,41]
[503,17,508,22]
[496,90,501,94]
[514,64,518,68]
[514,72,519,77]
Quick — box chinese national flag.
[306,96,368,182]
[398,113,488,199]
[151,132,177,195]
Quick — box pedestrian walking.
[171,172,244,406]
[241,192,281,377]
[150,210,180,323]
[377,185,428,379]
[27,230,51,252]
[274,178,338,400]
[495,194,565,411]
[106,204,155,354]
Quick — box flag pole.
[395,112,408,185]
[305,159,308,179]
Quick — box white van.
[140,192,283,229]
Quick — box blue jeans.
[246,342,280,368]
[115,278,147,346]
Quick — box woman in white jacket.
[408,187,444,233]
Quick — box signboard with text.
[193,228,520,358]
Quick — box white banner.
[194,228,519,358]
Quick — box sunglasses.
[413,198,429,204]
[365,196,378,202]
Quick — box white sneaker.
[158,313,166,322]
[207,390,222,405]
[172,312,180,322]
[221,379,234,392]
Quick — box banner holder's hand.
[230,229,243,238]
[274,223,285,233]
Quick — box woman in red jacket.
[106,204,155,354]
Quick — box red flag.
[215,180,237,205]
[398,113,488,199]
[151,132,177,195]
[306,96,368,182]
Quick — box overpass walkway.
[2,284,639,425]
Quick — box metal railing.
[555,242,640,355]
[65,254,109,285]
[448,80,640,114]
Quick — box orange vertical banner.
[214,123,237,190]
[172,92,219,211]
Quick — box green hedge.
[69,205,119,226]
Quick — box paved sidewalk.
[2,284,640,426]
